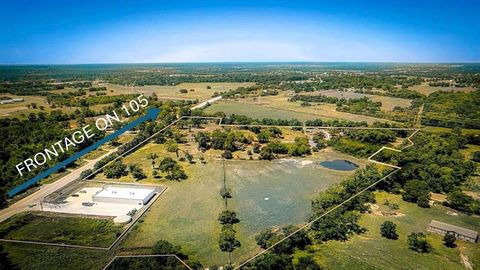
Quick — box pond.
[320,159,359,171]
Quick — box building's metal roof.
[429,220,478,239]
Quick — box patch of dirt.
[460,251,473,270]
[367,203,405,217]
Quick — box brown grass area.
[410,85,477,96]
[95,82,256,102]
[226,94,393,124]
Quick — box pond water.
[319,159,359,171]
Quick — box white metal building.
[92,186,156,205]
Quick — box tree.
[295,255,323,270]
[218,210,240,225]
[402,180,430,207]
[80,169,94,180]
[473,151,480,162]
[407,232,432,253]
[445,190,474,213]
[165,139,179,158]
[0,245,18,270]
[443,233,456,248]
[223,150,233,159]
[255,228,275,249]
[159,157,187,181]
[219,225,241,264]
[104,160,128,179]
[148,153,158,169]
[129,164,146,180]
[152,240,186,266]
[0,190,7,209]
[380,221,398,240]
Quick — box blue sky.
[0,0,479,64]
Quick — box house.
[12,98,24,102]
[427,220,478,243]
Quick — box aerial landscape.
[0,1,479,270]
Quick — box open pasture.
[95,82,255,102]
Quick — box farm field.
[0,213,122,247]
[299,90,413,111]
[0,94,50,117]
[307,191,480,270]
[410,85,477,96]
[95,82,256,101]
[205,96,393,124]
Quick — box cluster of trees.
[309,166,382,241]
[345,129,397,144]
[0,81,90,96]
[0,114,107,206]
[217,209,241,265]
[281,74,422,93]
[107,240,202,270]
[247,225,321,270]
[195,129,251,152]
[422,90,480,129]
[259,137,311,160]
[103,160,146,180]
[379,131,477,207]
[443,190,480,215]
[157,157,187,181]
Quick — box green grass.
[2,242,112,270]
[307,191,480,270]
[205,99,390,124]
[120,146,357,266]
[0,213,122,247]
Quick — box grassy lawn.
[307,191,480,270]
[2,242,111,270]
[0,213,123,247]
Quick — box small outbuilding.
[427,220,478,243]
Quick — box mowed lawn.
[306,192,480,270]
[96,82,255,101]
[0,213,122,247]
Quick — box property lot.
[0,213,122,247]
[205,98,391,124]
[121,147,362,265]
[96,82,255,101]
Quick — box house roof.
[429,220,478,239]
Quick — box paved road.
[190,96,222,110]
[0,149,116,223]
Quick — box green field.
[0,213,122,247]
[306,191,480,270]
[2,242,111,270]
[205,99,391,124]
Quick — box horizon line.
[1,60,480,66]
